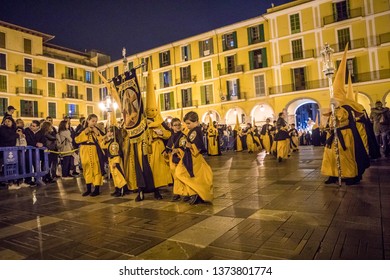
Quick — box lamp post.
[99,95,117,127]
[321,43,342,186]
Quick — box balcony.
[328,38,366,53]
[15,65,42,75]
[219,65,244,76]
[16,87,43,95]
[62,113,83,119]
[176,77,192,85]
[323,7,363,26]
[281,49,315,63]
[377,32,390,45]
[269,79,329,95]
[62,92,84,100]
[61,73,84,82]
[354,69,390,83]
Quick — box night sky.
[1,0,291,60]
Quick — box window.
[248,24,265,44]
[65,67,76,80]
[226,55,236,74]
[249,48,267,70]
[200,85,213,105]
[180,66,191,83]
[290,13,301,34]
[336,58,357,83]
[0,32,5,48]
[199,38,214,57]
[337,28,351,51]
[222,32,237,51]
[48,63,55,78]
[0,98,8,115]
[20,100,38,117]
[291,39,303,60]
[85,70,92,83]
[99,88,108,101]
[292,67,306,91]
[67,85,78,98]
[114,66,119,77]
[66,104,79,118]
[160,92,174,111]
[87,105,94,116]
[48,82,55,97]
[203,61,212,80]
[254,75,266,97]
[128,61,134,70]
[141,57,151,71]
[0,53,6,70]
[48,102,56,119]
[0,75,7,92]
[181,45,191,61]
[159,51,171,67]
[24,38,32,54]
[227,79,240,100]
[181,88,192,107]
[86,88,93,101]
[159,70,172,88]
[24,58,32,73]
[25,79,37,94]
[333,0,349,22]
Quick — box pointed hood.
[208,114,214,129]
[233,114,240,131]
[145,60,159,119]
[332,43,349,102]
[343,72,365,113]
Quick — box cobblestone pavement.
[0,146,389,260]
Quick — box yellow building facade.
[1,0,390,129]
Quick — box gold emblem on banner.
[109,141,120,156]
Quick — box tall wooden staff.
[321,44,342,186]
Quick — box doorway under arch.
[286,99,320,130]
[250,104,275,126]
[201,110,221,124]
[225,107,245,126]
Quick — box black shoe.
[345,177,360,186]
[111,187,122,197]
[82,190,91,196]
[154,190,163,200]
[324,176,337,184]
[122,185,131,196]
[135,191,144,202]
[171,195,181,201]
[182,196,190,202]
[72,172,80,176]
[278,157,282,162]
[188,194,200,205]
[90,186,100,197]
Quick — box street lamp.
[321,43,341,186]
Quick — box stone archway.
[250,104,275,126]
[201,110,221,124]
[286,98,321,130]
[356,92,373,115]
[225,107,245,126]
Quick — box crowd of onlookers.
[0,105,84,189]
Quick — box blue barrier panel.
[0,146,49,182]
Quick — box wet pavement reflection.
[0,146,389,260]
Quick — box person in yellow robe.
[207,117,221,156]
[75,114,105,196]
[245,123,256,153]
[274,112,290,162]
[289,123,299,152]
[100,126,130,197]
[164,118,188,201]
[233,115,243,152]
[260,118,273,153]
[174,111,213,205]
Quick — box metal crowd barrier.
[0,146,49,182]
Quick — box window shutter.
[167,51,171,65]
[188,46,191,60]
[237,79,241,99]
[233,31,237,48]
[159,73,164,88]
[332,3,338,22]
[170,92,174,109]
[159,94,164,111]
[249,51,254,70]
[262,48,268,67]
[76,104,79,115]
[200,86,205,105]
[247,28,253,45]
[209,38,214,54]
[222,35,227,51]
[20,100,25,115]
[169,71,172,86]
[226,81,230,100]
[159,53,162,68]
[33,80,37,94]
[33,101,38,117]
[346,0,350,17]
[199,41,204,57]
[259,24,265,42]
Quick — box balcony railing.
[15,65,42,75]
[354,69,390,83]
[43,51,96,67]
[16,87,43,95]
[176,77,192,85]
[323,7,363,26]
[328,38,366,53]
[62,92,84,100]
[377,32,390,45]
[63,113,83,119]
[219,65,244,76]
[61,73,84,82]
[281,49,315,63]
